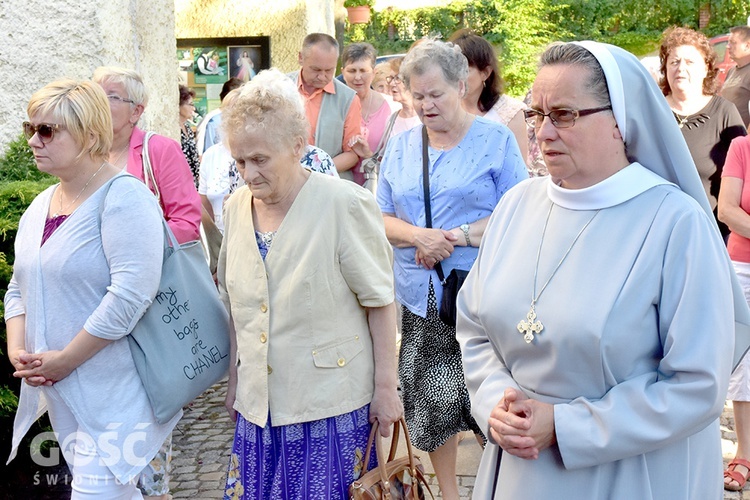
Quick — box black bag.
[421,126,469,327]
[438,268,469,327]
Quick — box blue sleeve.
[203,119,220,153]
[493,129,529,200]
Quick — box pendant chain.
[52,162,107,218]
[532,203,600,304]
[517,202,600,343]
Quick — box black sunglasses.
[23,122,62,144]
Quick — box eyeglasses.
[23,122,62,144]
[107,94,135,105]
[523,106,612,130]
[385,75,402,84]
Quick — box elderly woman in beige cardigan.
[218,68,402,499]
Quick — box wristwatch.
[460,223,472,247]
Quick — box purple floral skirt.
[224,404,377,499]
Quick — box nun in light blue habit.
[457,40,750,500]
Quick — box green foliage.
[550,0,750,40]
[480,0,565,97]
[705,0,750,36]
[350,0,749,98]
[347,0,561,97]
[345,0,374,7]
[598,31,663,58]
[0,173,56,426]
[549,0,697,37]
[0,386,18,415]
[0,134,53,183]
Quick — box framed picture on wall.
[177,36,271,118]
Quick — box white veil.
[574,40,750,370]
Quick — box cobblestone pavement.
[171,382,748,499]
[169,381,476,499]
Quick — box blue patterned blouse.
[377,117,528,317]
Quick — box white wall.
[0,0,179,152]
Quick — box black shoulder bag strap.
[422,125,445,284]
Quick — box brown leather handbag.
[349,418,434,500]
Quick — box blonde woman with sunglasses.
[6,79,177,498]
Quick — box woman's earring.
[483,80,487,89]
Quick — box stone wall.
[0,0,337,153]
[0,0,179,151]
[174,0,338,73]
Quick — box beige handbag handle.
[141,131,162,204]
[360,417,421,499]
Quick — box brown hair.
[449,29,504,112]
[658,26,718,96]
[220,78,243,102]
[179,85,195,106]
[342,43,377,68]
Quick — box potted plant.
[344,0,373,24]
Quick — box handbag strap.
[362,418,402,472]
[360,418,423,499]
[375,111,399,159]
[422,125,445,283]
[361,111,399,177]
[98,174,179,253]
[141,131,162,205]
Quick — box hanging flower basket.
[346,6,371,24]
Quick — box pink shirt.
[353,98,393,185]
[127,127,201,243]
[723,135,750,262]
[296,73,361,155]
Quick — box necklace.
[429,112,470,151]
[674,111,689,129]
[672,110,710,130]
[516,203,600,344]
[52,162,107,218]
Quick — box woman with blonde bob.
[219,68,402,499]
[6,79,176,498]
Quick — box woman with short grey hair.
[377,38,527,499]
[399,39,469,90]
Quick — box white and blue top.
[377,117,527,317]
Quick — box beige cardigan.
[218,172,394,427]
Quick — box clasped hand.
[11,349,71,387]
[414,228,457,270]
[348,135,374,159]
[488,387,556,460]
